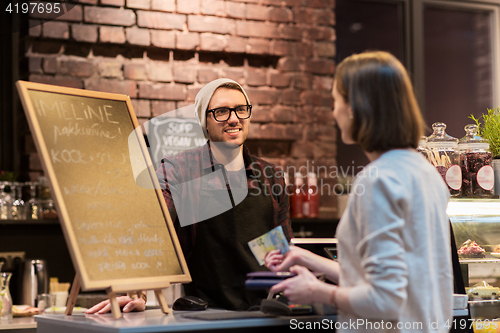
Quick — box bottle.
[27,182,41,220]
[458,124,494,198]
[426,122,461,197]
[417,136,429,158]
[291,174,305,219]
[11,182,26,220]
[305,172,319,218]
[0,272,13,321]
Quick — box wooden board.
[16,81,191,292]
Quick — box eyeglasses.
[206,105,252,122]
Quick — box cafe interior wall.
[18,0,338,218]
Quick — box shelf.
[0,219,59,225]
[459,258,500,264]
[448,199,500,222]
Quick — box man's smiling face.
[205,87,250,148]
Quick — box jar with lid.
[426,122,462,197]
[417,136,429,158]
[458,124,494,198]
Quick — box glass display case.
[448,199,500,321]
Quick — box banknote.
[248,226,290,266]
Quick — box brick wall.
[25,0,338,218]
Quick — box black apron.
[183,160,273,310]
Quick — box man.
[157,78,292,310]
[87,78,292,313]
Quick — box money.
[248,226,290,266]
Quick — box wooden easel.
[65,275,172,319]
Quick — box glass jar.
[417,136,429,158]
[458,124,494,198]
[0,272,13,321]
[426,122,461,197]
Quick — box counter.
[34,309,336,333]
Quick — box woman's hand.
[269,265,333,305]
[85,295,146,314]
[264,246,316,272]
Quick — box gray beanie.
[194,78,250,139]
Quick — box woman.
[265,51,453,332]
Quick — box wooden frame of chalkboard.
[16,81,191,317]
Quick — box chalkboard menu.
[148,116,207,170]
[16,81,190,292]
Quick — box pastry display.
[457,239,485,258]
[493,245,500,253]
[466,281,500,300]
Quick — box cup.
[37,293,55,313]
[51,291,68,307]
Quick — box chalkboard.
[147,109,207,170]
[16,81,191,292]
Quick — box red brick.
[271,105,294,123]
[131,99,151,117]
[198,69,219,83]
[270,72,290,88]
[236,21,279,38]
[220,69,244,82]
[176,102,195,115]
[101,0,125,6]
[233,0,281,4]
[178,0,201,14]
[284,0,302,6]
[124,62,148,80]
[226,2,245,19]
[293,8,313,24]
[315,42,335,57]
[314,76,334,91]
[58,59,94,77]
[245,88,279,105]
[305,27,335,41]
[314,142,336,159]
[84,7,136,26]
[148,62,173,82]
[279,25,302,41]
[293,73,314,89]
[295,42,313,58]
[85,79,137,97]
[137,11,185,30]
[151,101,177,117]
[284,124,304,140]
[250,105,272,123]
[277,57,303,72]
[259,124,286,139]
[246,38,270,54]
[127,0,150,9]
[307,0,334,8]
[97,61,123,78]
[247,123,262,139]
[151,0,175,12]
[225,36,246,53]
[77,0,97,4]
[246,4,269,21]
[188,16,235,35]
[126,26,150,46]
[176,32,199,50]
[100,26,126,44]
[200,34,227,52]
[72,24,98,43]
[305,124,336,142]
[30,4,82,22]
[29,57,42,74]
[291,142,315,158]
[29,74,83,89]
[271,40,293,56]
[187,86,202,102]
[173,67,197,84]
[42,21,69,39]
[43,57,57,74]
[315,9,335,25]
[268,7,292,22]
[246,70,267,87]
[152,30,176,49]
[138,82,186,100]
[301,91,333,107]
[29,152,42,170]
[29,20,41,37]
[305,59,335,75]
[280,89,302,105]
[201,0,225,16]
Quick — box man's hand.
[85,295,146,314]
